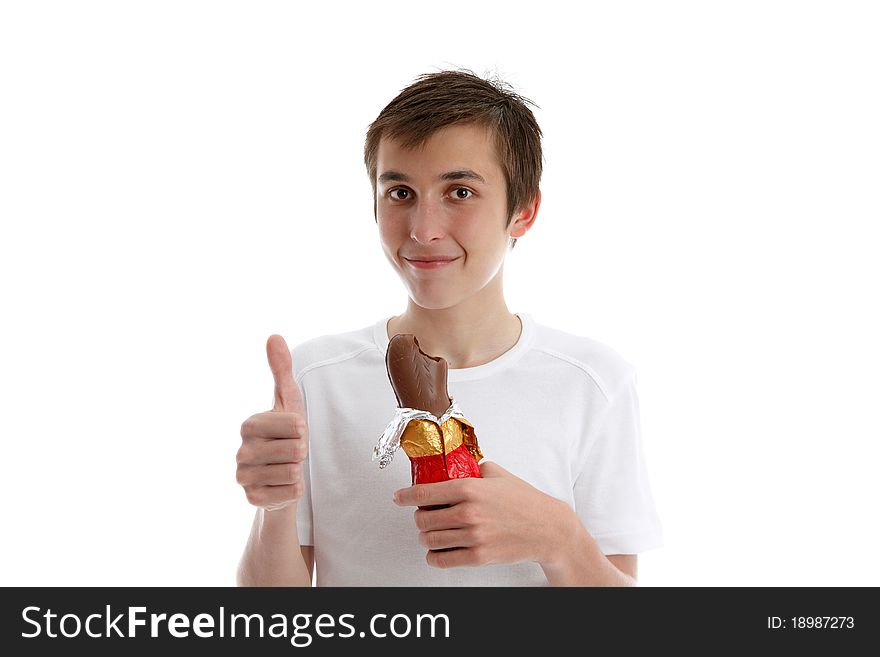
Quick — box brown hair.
[363,67,543,250]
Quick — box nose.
[408,197,448,244]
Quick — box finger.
[394,478,472,507]
[238,438,308,466]
[413,504,471,532]
[266,334,305,414]
[426,546,482,569]
[238,462,303,487]
[419,528,474,551]
[241,412,308,440]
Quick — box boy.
[236,69,663,586]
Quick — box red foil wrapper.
[402,417,482,483]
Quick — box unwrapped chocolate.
[373,334,483,485]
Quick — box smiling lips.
[404,256,460,270]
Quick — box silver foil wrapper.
[372,397,466,469]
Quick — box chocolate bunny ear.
[386,334,451,419]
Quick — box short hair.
[363,67,543,250]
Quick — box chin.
[405,290,461,311]
[408,298,453,311]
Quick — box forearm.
[539,503,636,587]
[237,505,311,587]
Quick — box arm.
[538,501,637,586]
[607,554,637,580]
[236,505,314,586]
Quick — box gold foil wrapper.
[401,417,468,457]
[373,397,482,468]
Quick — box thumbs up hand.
[237,335,310,511]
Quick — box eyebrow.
[378,169,487,185]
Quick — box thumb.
[478,461,509,478]
[266,334,304,414]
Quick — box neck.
[388,279,522,370]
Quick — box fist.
[237,334,309,511]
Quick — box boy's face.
[375,122,533,311]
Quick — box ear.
[510,189,541,238]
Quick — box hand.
[237,335,310,511]
[393,461,574,569]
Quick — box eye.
[388,188,410,201]
[453,187,474,200]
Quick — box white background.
[1,1,878,587]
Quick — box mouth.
[404,257,460,270]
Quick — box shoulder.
[529,319,637,402]
[289,320,381,383]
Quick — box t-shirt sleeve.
[572,368,663,555]
[291,347,314,547]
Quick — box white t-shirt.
[291,313,663,586]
